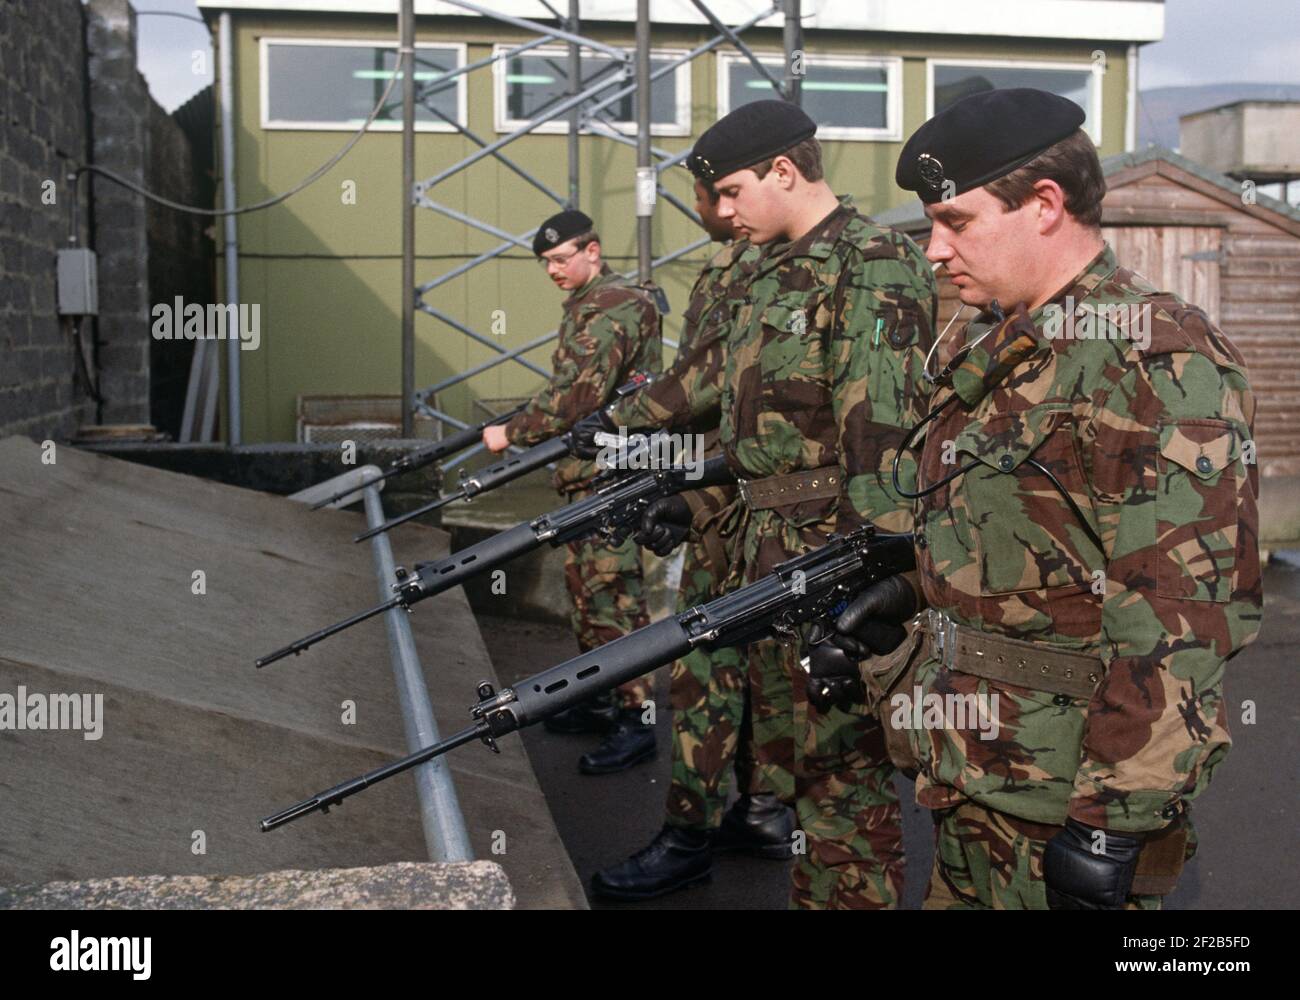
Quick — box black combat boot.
[590,825,713,901]
[577,709,656,774]
[713,793,797,860]
[543,692,619,735]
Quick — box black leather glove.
[569,408,618,460]
[803,624,865,713]
[633,495,692,556]
[1043,818,1143,910]
[832,574,918,659]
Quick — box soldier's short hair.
[983,128,1106,229]
[745,137,825,183]
[570,230,600,250]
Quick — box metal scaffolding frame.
[394,0,803,462]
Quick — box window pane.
[728,60,890,130]
[267,44,460,125]
[504,52,679,127]
[933,64,1093,129]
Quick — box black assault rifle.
[308,405,526,510]
[261,525,915,832]
[353,425,674,543]
[255,453,732,668]
[311,374,654,513]
[260,526,915,831]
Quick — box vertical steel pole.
[401,0,416,437]
[219,12,241,445]
[783,0,802,106]
[567,0,581,208]
[634,0,652,283]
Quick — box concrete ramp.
[0,436,585,909]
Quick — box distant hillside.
[1138,83,1300,149]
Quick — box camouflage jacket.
[696,199,936,583]
[504,264,662,493]
[908,244,1262,834]
[610,238,762,449]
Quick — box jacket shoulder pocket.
[1156,419,1241,603]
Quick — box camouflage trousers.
[924,800,1163,910]
[562,498,651,710]
[664,537,770,830]
[729,509,904,909]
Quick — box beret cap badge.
[917,153,945,190]
[895,89,1087,204]
[689,155,714,180]
[531,208,593,256]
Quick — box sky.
[131,0,1300,113]
[1140,0,1300,89]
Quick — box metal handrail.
[362,484,474,863]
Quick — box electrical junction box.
[57,247,99,315]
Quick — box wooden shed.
[875,146,1300,547]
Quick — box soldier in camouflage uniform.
[484,209,663,774]
[577,180,797,900]
[634,101,937,909]
[825,89,1262,909]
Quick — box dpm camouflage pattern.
[562,501,652,709]
[629,239,783,828]
[611,239,762,437]
[664,535,764,828]
[908,244,1262,839]
[701,198,936,908]
[505,264,662,493]
[924,800,1162,910]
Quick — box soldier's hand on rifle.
[803,624,865,713]
[634,495,692,556]
[1043,818,1143,910]
[483,424,511,453]
[832,574,918,658]
[569,408,618,460]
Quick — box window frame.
[491,43,693,137]
[715,50,903,143]
[259,37,469,132]
[925,57,1104,145]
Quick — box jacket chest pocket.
[754,293,830,414]
[952,403,1103,595]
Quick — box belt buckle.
[737,478,751,507]
[925,609,958,668]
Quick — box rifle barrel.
[353,491,459,542]
[260,723,488,831]
[255,595,403,668]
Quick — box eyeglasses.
[538,248,583,270]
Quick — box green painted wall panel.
[219,14,1134,442]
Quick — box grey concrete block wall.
[0,0,200,442]
[85,0,151,427]
[0,0,96,441]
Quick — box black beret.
[896,88,1086,203]
[533,209,594,256]
[687,100,817,182]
